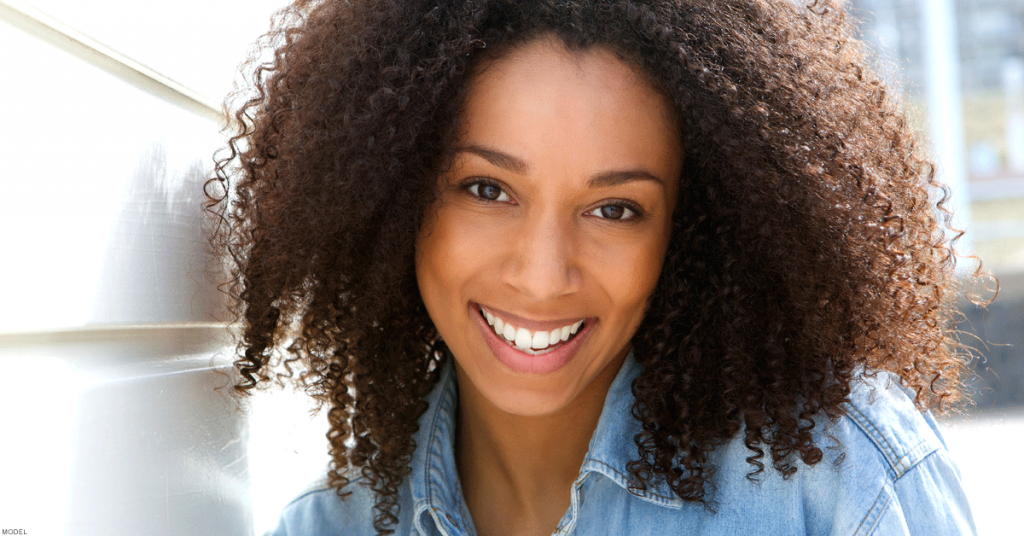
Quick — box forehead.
[471,37,651,98]
[457,38,682,174]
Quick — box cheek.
[415,208,498,315]
[415,213,447,314]
[415,227,451,315]
[586,233,670,316]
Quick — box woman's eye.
[467,181,510,202]
[587,203,638,221]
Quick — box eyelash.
[585,200,643,222]
[464,180,511,203]
[461,179,644,222]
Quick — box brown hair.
[206,0,986,533]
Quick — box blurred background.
[848,2,1024,532]
[0,0,1020,534]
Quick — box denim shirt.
[269,353,976,535]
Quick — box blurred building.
[851,0,1024,409]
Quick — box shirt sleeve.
[866,448,977,536]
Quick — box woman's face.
[416,38,682,417]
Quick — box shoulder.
[827,372,977,535]
[265,477,379,536]
[699,372,975,536]
[841,371,946,480]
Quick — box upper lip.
[475,303,589,332]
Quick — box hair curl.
[206,0,986,533]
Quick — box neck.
[453,354,625,536]
[457,391,597,502]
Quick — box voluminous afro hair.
[206,0,984,533]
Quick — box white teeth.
[480,306,585,352]
[531,331,549,349]
[514,327,532,349]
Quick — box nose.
[500,210,582,301]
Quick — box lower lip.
[474,305,595,375]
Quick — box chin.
[486,380,582,417]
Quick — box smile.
[479,306,585,355]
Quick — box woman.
[207,0,982,534]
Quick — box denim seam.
[843,403,903,477]
[845,401,941,481]
[852,482,892,536]
[422,369,458,536]
[553,477,586,535]
[894,440,938,480]
[584,459,684,507]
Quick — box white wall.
[0,2,305,534]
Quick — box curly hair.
[206,0,984,532]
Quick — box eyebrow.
[457,145,529,175]
[455,144,666,188]
[587,169,665,188]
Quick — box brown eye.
[586,203,638,221]
[479,184,502,200]
[600,205,625,219]
[467,181,511,202]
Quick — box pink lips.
[474,304,595,374]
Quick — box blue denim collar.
[579,352,686,509]
[409,357,468,535]
[408,351,682,535]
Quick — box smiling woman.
[417,38,680,409]
[207,1,984,535]
[415,42,681,534]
